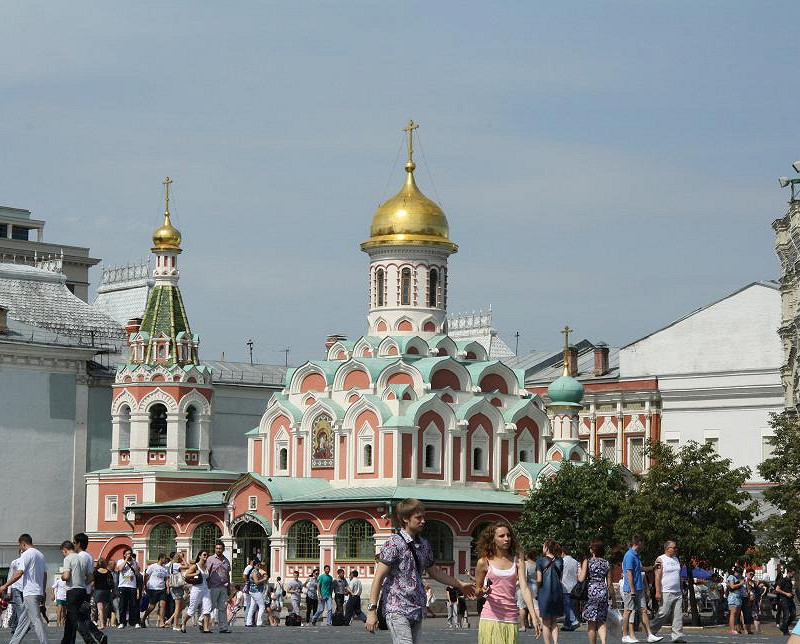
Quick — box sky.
[2,2,799,365]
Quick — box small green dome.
[547,375,584,406]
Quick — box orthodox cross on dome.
[561,324,573,377]
[163,176,173,215]
[403,119,419,166]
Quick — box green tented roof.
[139,284,196,365]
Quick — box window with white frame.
[517,430,535,464]
[628,437,645,474]
[123,495,137,510]
[471,427,489,476]
[105,496,118,521]
[422,423,441,473]
[274,429,289,474]
[357,425,374,473]
[248,496,257,511]
[762,434,776,461]
[601,438,616,462]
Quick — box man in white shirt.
[343,570,367,625]
[141,553,170,627]
[115,548,141,628]
[651,541,686,643]
[561,548,580,630]
[0,534,49,644]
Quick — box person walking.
[365,498,475,644]
[304,569,318,624]
[578,539,614,644]
[311,564,334,625]
[182,550,212,633]
[445,586,459,628]
[240,558,255,623]
[650,541,686,643]
[165,551,187,630]
[286,570,303,617]
[333,569,348,615]
[726,566,745,635]
[141,552,169,627]
[562,547,580,631]
[0,534,49,644]
[244,562,267,627]
[206,540,232,633]
[52,576,67,628]
[776,569,796,636]
[92,558,114,630]
[7,553,24,634]
[621,536,662,643]
[474,521,540,644]
[115,547,140,629]
[59,539,106,644]
[537,539,565,644]
[343,570,367,625]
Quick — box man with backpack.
[365,499,475,643]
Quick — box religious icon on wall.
[311,414,334,468]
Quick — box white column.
[644,401,652,472]
[411,430,418,480]
[72,374,89,535]
[460,433,467,482]
[589,404,597,458]
[616,402,624,465]
[334,430,341,480]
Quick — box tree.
[515,458,632,561]
[757,411,800,570]
[615,440,757,626]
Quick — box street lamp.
[793,161,800,174]
[779,162,800,200]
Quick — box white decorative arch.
[422,422,442,473]
[429,358,472,391]
[353,336,378,358]
[357,422,375,473]
[506,399,548,427]
[473,362,519,395]
[177,389,212,416]
[300,399,342,434]
[410,395,457,432]
[332,359,373,392]
[470,426,490,476]
[342,396,385,432]
[259,401,298,436]
[430,336,457,357]
[394,315,415,332]
[274,427,290,475]
[461,397,505,434]
[375,361,425,392]
[459,341,488,361]
[139,388,179,414]
[537,462,561,483]
[327,341,350,361]
[516,429,536,463]
[289,361,330,394]
[112,389,138,415]
[419,316,440,334]
[377,336,400,356]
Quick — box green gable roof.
[128,490,226,512]
[269,484,524,507]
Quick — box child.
[457,590,470,628]
[475,521,541,644]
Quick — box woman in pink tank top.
[474,521,541,644]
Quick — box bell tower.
[361,120,458,337]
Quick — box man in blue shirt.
[622,536,662,643]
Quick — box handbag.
[570,579,588,601]
[169,567,185,589]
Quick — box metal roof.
[270,483,524,506]
[203,360,288,386]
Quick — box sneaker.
[622,637,639,643]
[117,625,125,630]
[134,624,141,629]
[647,635,663,642]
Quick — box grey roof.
[92,262,153,325]
[203,360,288,387]
[447,307,516,358]
[502,339,620,385]
[0,263,126,344]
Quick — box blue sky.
[2,2,798,363]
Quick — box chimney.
[325,333,347,352]
[125,317,142,336]
[0,306,7,333]
[594,342,610,376]
[568,345,579,376]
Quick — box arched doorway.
[233,521,269,580]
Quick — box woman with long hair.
[165,551,187,631]
[245,561,268,626]
[578,540,614,644]
[474,521,540,644]
[93,557,114,630]
[182,550,212,633]
[537,539,564,644]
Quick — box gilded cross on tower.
[163,176,173,215]
[403,119,419,165]
[561,324,573,377]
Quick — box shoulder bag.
[169,564,185,589]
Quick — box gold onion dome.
[361,120,457,252]
[151,176,182,252]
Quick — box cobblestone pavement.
[19,617,791,644]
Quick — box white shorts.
[517,583,538,609]
[187,588,213,617]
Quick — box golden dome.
[151,176,182,252]
[361,121,457,253]
[151,212,182,252]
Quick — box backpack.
[285,613,302,626]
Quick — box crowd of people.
[1,508,798,644]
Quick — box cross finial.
[162,176,173,215]
[403,119,419,166]
[561,324,573,351]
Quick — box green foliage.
[757,411,800,569]
[614,440,757,569]
[515,458,631,561]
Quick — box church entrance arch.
[233,520,269,580]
